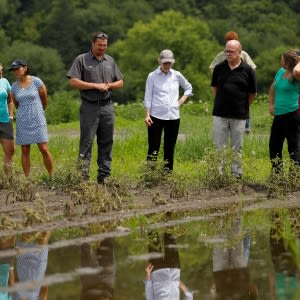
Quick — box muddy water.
[1,208,299,299]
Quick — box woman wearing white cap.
[144,49,193,172]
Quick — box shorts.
[0,122,14,140]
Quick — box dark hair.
[92,32,109,43]
[282,50,300,82]
[24,66,30,75]
[283,50,299,72]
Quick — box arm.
[269,272,276,300]
[38,84,48,110]
[248,93,256,105]
[144,75,153,127]
[145,263,154,300]
[69,77,110,92]
[106,79,124,90]
[145,108,153,127]
[268,81,275,116]
[9,267,15,285]
[178,72,193,106]
[180,281,194,300]
[211,86,217,97]
[7,91,14,119]
[39,285,48,300]
[12,93,18,110]
[178,95,189,106]
[292,61,300,81]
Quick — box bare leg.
[0,138,15,175]
[21,144,31,177]
[38,142,54,176]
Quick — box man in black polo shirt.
[67,32,124,184]
[211,40,256,178]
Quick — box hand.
[145,262,154,279]
[95,82,110,92]
[178,98,184,106]
[145,116,153,127]
[178,95,188,106]
[269,104,274,116]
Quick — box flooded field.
[0,206,299,299]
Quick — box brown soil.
[1,180,300,237]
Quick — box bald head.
[225,40,242,67]
[226,40,242,50]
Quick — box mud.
[1,180,300,238]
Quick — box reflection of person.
[0,64,15,175]
[144,231,193,299]
[269,211,300,300]
[144,49,193,172]
[268,50,300,173]
[9,59,54,177]
[80,238,116,300]
[0,235,16,300]
[211,218,258,300]
[209,31,256,133]
[13,231,51,300]
[67,32,124,184]
[211,40,257,178]
[294,50,300,115]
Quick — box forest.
[0,0,299,122]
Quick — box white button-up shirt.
[144,268,193,300]
[144,67,193,120]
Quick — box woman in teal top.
[0,64,15,175]
[268,50,300,173]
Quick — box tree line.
[0,0,299,122]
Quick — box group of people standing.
[0,60,53,178]
[1,30,300,182]
[144,31,300,179]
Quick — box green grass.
[0,99,293,186]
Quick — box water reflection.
[80,238,116,300]
[145,231,193,299]
[13,231,50,300]
[269,211,300,300]
[211,217,258,300]
[0,235,15,300]
[1,209,300,299]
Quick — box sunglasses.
[224,50,240,54]
[94,33,108,39]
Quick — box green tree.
[39,0,78,67]
[46,91,80,124]
[110,10,218,103]
[1,41,67,95]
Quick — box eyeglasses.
[94,33,108,39]
[224,50,240,54]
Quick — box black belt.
[85,97,112,106]
[97,97,112,106]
